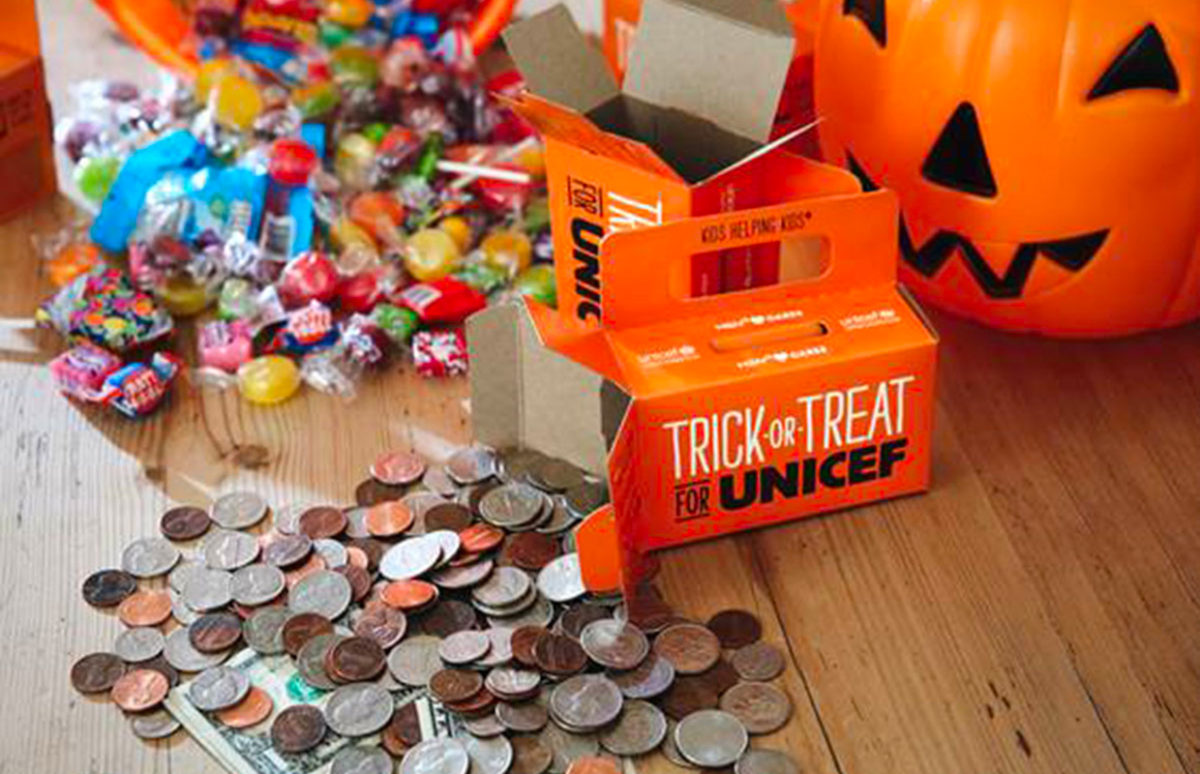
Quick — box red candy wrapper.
[397,277,486,325]
[412,330,468,378]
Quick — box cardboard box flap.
[0,0,41,58]
[623,0,793,144]
[502,6,619,116]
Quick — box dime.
[426,530,462,566]
[216,686,274,728]
[203,529,260,571]
[707,609,763,649]
[495,701,549,733]
[273,502,311,535]
[130,709,181,740]
[655,624,721,675]
[243,606,290,654]
[580,619,649,670]
[719,682,792,734]
[231,563,286,606]
[263,533,313,568]
[271,705,328,754]
[659,676,720,720]
[535,554,585,603]
[344,509,372,540]
[332,745,394,774]
[111,669,169,712]
[366,501,415,537]
[297,633,343,690]
[299,506,349,539]
[400,739,470,774]
[372,450,427,486]
[160,506,212,541]
[281,612,334,656]
[730,642,786,682]
[675,710,748,768]
[325,683,394,737]
[314,538,349,569]
[382,579,439,611]
[425,502,474,532]
[510,735,554,774]
[439,630,491,665]
[420,599,478,638]
[479,485,544,529]
[488,594,554,631]
[430,668,484,704]
[599,700,667,756]
[432,558,494,590]
[532,632,587,676]
[607,651,675,700]
[211,491,269,530]
[164,627,229,672]
[473,566,532,609]
[549,675,623,731]
[477,627,514,668]
[289,570,353,620]
[380,536,442,581]
[506,533,560,571]
[328,637,387,682]
[114,627,165,663]
[464,735,514,774]
[189,612,243,653]
[388,634,444,687]
[82,569,139,608]
[660,719,691,767]
[71,652,126,693]
[122,537,181,578]
[117,590,172,627]
[352,604,407,650]
[447,446,498,485]
[536,723,600,774]
[188,665,251,712]
[183,567,234,611]
[735,749,801,774]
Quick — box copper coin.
[271,705,328,754]
[720,681,793,735]
[371,451,427,486]
[160,506,212,541]
[510,735,554,774]
[263,533,314,568]
[659,675,720,720]
[459,523,505,554]
[381,721,410,758]
[283,553,327,590]
[496,701,549,732]
[419,599,478,638]
[511,626,548,668]
[700,658,742,696]
[117,590,172,627]
[532,632,588,676]
[216,685,274,728]
[390,702,423,746]
[354,605,408,650]
[298,506,348,539]
[655,623,722,675]
[707,610,763,649]
[430,668,485,704]
[189,612,243,653]
[355,478,406,507]
[566,757,621,774]
[111,668,169,712]
[345,538,386,570]
[140,655,180,688]
[336,564,373,602]
[328,636,387,682]
[346,546,370,570]
[506,533,560,571]
[281,612,334,657]
[381,579,439,611]
[366,501,414,537]
[71,652,126,694]
[559,603,611,640]
[730,641,786,682]
[82,569,138,608]
[424,502,473,532]
[444,687,497,717]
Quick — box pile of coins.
[71,446,800,774]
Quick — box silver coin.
[661,719,693,768]
[446,446,498,485]
[600,700,667,756]
[432,558,495,590]
[730,642,786,682]
[472,584,538,619]
[401,738,470,774]
[479,484,543,529]
[273,502,311,535]
[130,709,181,740]
[464,733,513,774]
[463,713,506,738]
[170,589,200,625]
[401,491,448,525]
[380,536,442,581]
[326,684,394,737]
[289,570,353,620]
[535,500,577,536]
[230,564,286,606]
[388,634,444,686]
[297,633,343,691]
[243,606,290,655]
[188,665,251,712]
[164,627,229,672]
[122,537,181,578]
[114,627,165,663]
[536,722,599,774]
[211,491,268,530]
[343,507,373,539]
[735,749,800,774]
[314,538,349,569]
[528,457,585,493]
[472,566,532,609]
[549,674,623,731]
[485,667,541,698]
[476,628,514,669]
[182,567,233,612]
[439,630,491,665]
[536,554,585,604]
[168,558,204,593]
[262,533,313,568]
[719,682,793,735]
[423,466,460,498]
[426,530,462,566]
[563,481,608,518]
[331,745,394,774]
[607,651,675,700]
[675,710,748,768]
[485,595,555,629]
[203,529,260,571]
[495,701,548,733]
[580,619,649,671]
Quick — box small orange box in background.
[0,0,56,223]
[469,190,939,596]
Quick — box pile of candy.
[39,0,556,416]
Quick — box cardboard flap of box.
[502,5,619,116]
[1,0,41,58]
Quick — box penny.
[674,710,748,768]
[558,603,610,640]
[182,567,233,611]
[566,758,621,774]
[356,478,406,507]
[563,481,608,518]
[497,448,543,484]
[400,739,470,774]
[444,686,497,717]
[390,702,423,747]
[263,533,313,567]
[464,735,514,774]
[115,627,165,663]
[719,682,792,734]
[424,502,473,533]
[473,566,531,609]
[730,642,786,682]
[111,669,169,712]
[701,658,742,697]
[419,599,478,638]
[71,652,126,693]
[459,524,505,554]
[388,635,444,686]
[211,491,269,530]
[486,667,541,700]
[432,558,494,590]
[580,619,649,671]
[217,685,274,728]
[326,683,394,737]
[231,563,286,606]
[163,627,229,672]
[332,745,395,774]
[480,484,544,529]
[489,595,555,630]
[353,604,408,650]
[188,665,252,712]
[130,709,181,740]
[372,450,427,486]
[528,458,585,493]
[439,630,491,665]
[345,546,370,569]
[117,590,172,627]
[314,538,349,569]
[511,627,547,668]
[382,579,439,611]
[141,655,180,688]
[506,533,560,571]
[160,506,212,541]
[298,633,343,690]
[430,668,484,704]
[299,506,349,539]
[735,749,801,774]
[537,723,600,774]
[284,553,328,589]
[289,570,353,620]
[380,536,442,581]
[535,554,585,603]
[282,612,334,656]
[707,610,763,650]
[122,537,181,578]
[366,501,415,537]
[509,735,553,774]
[533,632,587,676]
[599,700,667,756]
[655,624,722,675]
[189,612,243,653]
[82,569,139,608]
[659,676,720,720]
[271,705,327,754]
[549,675,623,731]
[608,651,675,699]
[203,529,260,571]
[447,446,498,485]
[496,701,549,733]
[328,637,387,682]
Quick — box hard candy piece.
[75,156,122,204]
[403,228,462,283]
[213,76,264,132]
[479,229,533,275]
[238,356,302,406]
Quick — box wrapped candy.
[238,355,302,406]
[98,352,183,419]
[300,315,389,398]
[397,276,485,325]
[199,320,254,372]
[278,251,340,307]
[37,268,174,353]
[372,303,421,345]
[281,300,340,353]
[49,343,123,402]
[412,329,468,378]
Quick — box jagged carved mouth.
[847,153,1109,299]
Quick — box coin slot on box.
[709,321,828,354]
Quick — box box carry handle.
[600,190,899,329]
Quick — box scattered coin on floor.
[674,709,749,768]
[735,748,801,774]
[271,704,328,754]
[160,506,212,541]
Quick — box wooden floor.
[4,2,1200,773]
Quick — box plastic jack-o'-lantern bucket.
[815,0,1200,337]
[93,0,517,77]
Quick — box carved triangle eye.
[843,0,886,48]
[1088,24,1179,101]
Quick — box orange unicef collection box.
[0,0,56,222]
[502,0,828,328]
[469,190,939,594]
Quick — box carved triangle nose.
[922,102,998,198]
